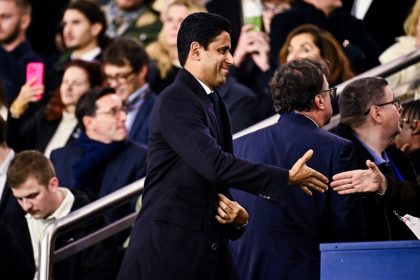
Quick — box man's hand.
[330,160,387,195]
[288,149,329,196]
[215,194,249,228]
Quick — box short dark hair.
[339,77,389,128]
[0,115,6,144]
[64,0,109,48]
[270,58,329,113]
[177,12,231,67]
[75,87,116,131]
[103,37,149,73]
[7,150,55,188]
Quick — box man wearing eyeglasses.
[229,58,365,280]
[50,87,147,241]
[103,37,156,146]
[333,77,418,241]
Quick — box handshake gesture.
[288,149,329,196]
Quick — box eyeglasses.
[96,106,127,117]
[105,70,135,83]
[319,87,337,99]
[364,98,401,115]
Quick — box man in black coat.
[117,12,329,280]
[333,77,418,241]
[0,150,120,280]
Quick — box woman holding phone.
[8,60,103,157]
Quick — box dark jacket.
[230,113,365,280]
[0,190,120,280]
[333,123,418,241]
[117,68,290,280]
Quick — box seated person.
[50,87,147,223]
[0,150,120,280]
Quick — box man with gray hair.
[333,76,418,241]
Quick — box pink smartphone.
[26,62,44,100]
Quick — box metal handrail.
[38,47,420,280]
[38,178,145,280]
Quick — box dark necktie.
[209,91,222,123]
[209,91,225,147]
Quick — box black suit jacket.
[341,0,416,50]
[0,184,18,220]
[0,190,120,280]
[333,123,418,241]
[117,69,290,280]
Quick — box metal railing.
[38,47,420,280]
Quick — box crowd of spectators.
[0,0,419,279]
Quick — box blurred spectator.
[104,0,161,45]
[0,0,44,104]
[0,150,120,280]
[56,0,110,72]
[341,0,416,51]
[50,87,147,221]
[103,37,156,145]
[393,100,420,181]
[0,116,16,220]
[147,1,259,133]
[333,77,418,241]
[270,0,382,73]
[7,60,103,156]
[279,24,354,86]
[379,0,420,100]
[146,0,206,93]
[262,0,292,33]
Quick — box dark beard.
[0,23,21,46]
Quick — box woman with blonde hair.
[279,24,355,86]
[147,0,207,93]
[379,0,420,99]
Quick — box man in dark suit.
[229,58,365,280]
[50,87,147,222]
[103,37,156,145]
[117,13,329,280]
[333,77,418,241]
[0,150,120,280]
[0,116,16,219]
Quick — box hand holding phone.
[26,62,44,101]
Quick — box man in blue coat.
[230,58,366,280]
[50,87,147,224]
[117,13,329,280]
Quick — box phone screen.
[242,0,263,31]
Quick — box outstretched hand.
[288,149,329,196]
[331,160,387,195]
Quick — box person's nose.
[20,199,32,212]
[226,51,234,65]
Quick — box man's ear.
[190,42,201,61]
[137,66,148,83]
[369,106,383,124]
[82,115,94,132]
[91,22,103,38]
[20,14,31,31]
[313,94,324,110]
[47,177,59,192]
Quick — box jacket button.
[211,243,218,251]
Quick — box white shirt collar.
[194,77,213,95]
[71,47,101,62]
